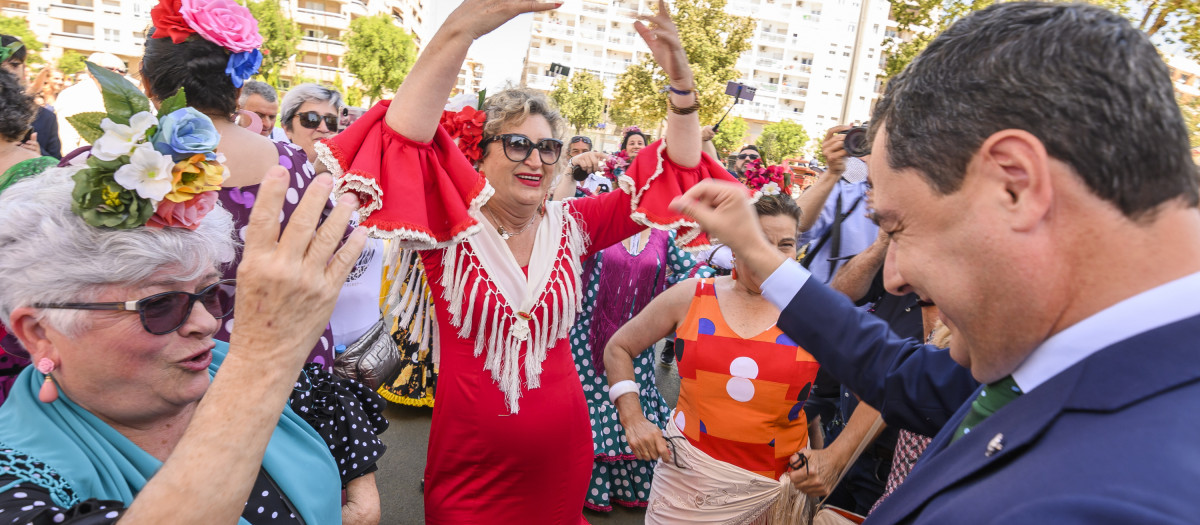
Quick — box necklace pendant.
[499,230,511,240]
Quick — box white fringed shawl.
[384,202,587,413]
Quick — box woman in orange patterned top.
[604,193,820,524]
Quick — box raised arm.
[638,0,701,167]
[604,279,695,461]
[384,0,561,142]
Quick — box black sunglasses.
[295,111,339,132]
[569,135,592,146]
[35,280,236,335]
[482,133,564,165]
[738,153,761,160]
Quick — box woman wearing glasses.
[138,24,343,367]
[280,84,343,165]
[317,0,733,522]
[0,160,380,522]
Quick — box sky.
[433,2,536,92]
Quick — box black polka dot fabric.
[289,363,389,486]
[0,469,305,524]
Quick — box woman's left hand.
[634,0,693,88]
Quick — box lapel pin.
[986,433,1005,457]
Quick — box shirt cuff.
[761,259,812,311]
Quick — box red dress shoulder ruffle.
[316,100,491,249]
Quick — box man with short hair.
[731,145,759,177]
[238,80,287,141]
[671,3,1200,522]
[566,135,592,159]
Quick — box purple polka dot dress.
[215,142,335,368]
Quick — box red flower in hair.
[440,105,487,164]
[151,0,196,44]
[744,159,789,194]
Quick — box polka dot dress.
[215,141,336,370]
[570,231,714,512]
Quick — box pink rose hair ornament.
[65,62,228,230]
[150,0,263,87]
[742,158,790,196]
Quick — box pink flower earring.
[36,358,58,403]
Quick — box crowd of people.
[0,0,1198,523]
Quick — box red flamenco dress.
[318,101,735,523]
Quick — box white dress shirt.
[760,258,1200,393]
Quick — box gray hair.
[0,167,237,336]
[279,83,343,132]
[239,80,278,105]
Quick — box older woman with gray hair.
[0,164,386,524]
[281,83,343,163]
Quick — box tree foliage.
[344,14,416,100]
[551,71,605,134]
[1181,95,1200,148]
[755,120,809,164]
[712,115,748,157]
[58,50,86,76]
[610,0,754,129]
[881,0,1196,79]
[248,0,301,82]
[0,15,42,64]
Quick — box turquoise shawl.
[0,341,342,524]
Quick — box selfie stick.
[712,84,745,133]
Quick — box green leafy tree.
[611,0,754,129]
[248,0,301,82]
[883,0,1198,79]
[344,14,417,100]
[0,15,42,64]
[58,50,86,76]
[1181,95,1200,148]
[711,115,748,157]
[551,71,605,134]
[755,120,809,164]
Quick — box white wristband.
[608,380,639,405]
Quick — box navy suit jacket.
[778,279,1200,523]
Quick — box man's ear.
[9,307,60,362]
[974,129,1054,232]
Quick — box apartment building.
[453,58,484,96]
[6,0,432,88]
[522,0,893,143]
[1166,52,1200,104]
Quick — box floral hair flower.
[440,90,488,165]
[151,0,263,86]
[743,159,790,196]
[66,62,228,230]
[603,149,630,181]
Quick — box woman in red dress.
[317,1,734,522]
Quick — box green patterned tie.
[952,375,1022,443]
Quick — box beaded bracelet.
[668,94,701,115]
[665,85,694,96]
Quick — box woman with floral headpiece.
[140,0,343,368]
[317,0,735,522]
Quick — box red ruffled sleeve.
[316,100,492,249]
[588,138,738,252]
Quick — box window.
[102,0,119,14]
[103,28,120,42]
[843,52,850,56]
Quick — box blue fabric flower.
[151,107,220,161]
[226,49,262,88]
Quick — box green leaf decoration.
[157,87,188,119]
[86,61,152,125]
[70,167,155,229]
[65,111,107,145]
[0,42,22,64]
[477,89,487,111]
[85,153,127,173]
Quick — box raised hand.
[634,0,693,89]
[447,0,562,41]
[229,167,366,364]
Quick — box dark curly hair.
[620,129,649,152]
[141,28,238,117]
[0,67,35,142]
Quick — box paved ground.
[375,346,679,524]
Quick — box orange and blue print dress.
[672,278,821,479]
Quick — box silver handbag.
[332,319,401,390]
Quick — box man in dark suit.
[670,3,1200,523]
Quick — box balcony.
[49,31,98,51]
[525,73,556,91]
[580,3,605,14]
[49,2,94,21]
[538,22,576,39]
[294,8,349,30]
[757,31,787,45]
[755,57,784,70]
[779,85,808,98]
[344,0,366,16]
[299,36,345,55]
[295,62,343,82]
